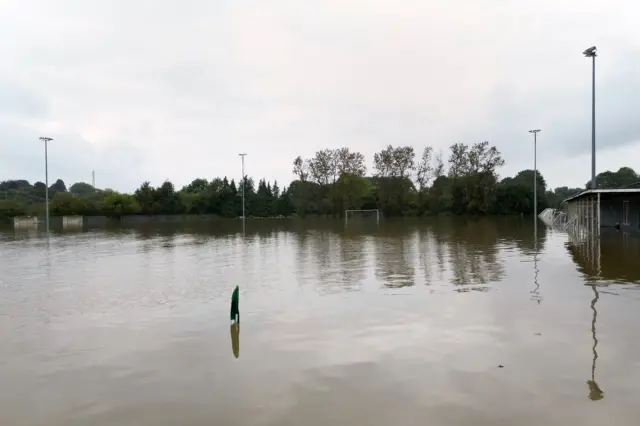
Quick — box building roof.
[563,188,640,203]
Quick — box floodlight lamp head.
[583,46,597,57]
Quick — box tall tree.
[334,148,367,215]
[272,181,280,215]
[134,181,155,215]
[69,182,95,196]
[308,149,338,215]
[447,141,504,214]
[433,150,445,178]
[335,147,367,177]
[415,146,435,214]
[50,179,67,193]
[2,143,606,219]
[373,145,416,215]
[447,143,469,178]
[182,178,209,193]
[494,170,549,215]
[32,181,46,198]
[308,149,336,186]
[415,146,434,192]
[587,167,640,189]
[374,145,416,179]
[292,156,309,182]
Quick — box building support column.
[593,195,595,234]
[597,193,601,235]
[580,197,583,235]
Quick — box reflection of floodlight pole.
[529,129,542,305]
[532,248,541,304]
[583,46,597,189]
[587,284,604,401]
[239,153,247,234]
[39,137,53,233]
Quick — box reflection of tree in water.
[417,229,434,285]
[339,229,369,290]
[432,228,448,282]
[308,230,344,291]
[494,216,548,255]
[437,218,505,289]
[373,222,416,288]
[126,220,300,242]
[130,224,249,251]
[442,217,551,293]
[366,217,518,290]
[293,228,313,286]
[128,225,176,251]
[291,220,371,293]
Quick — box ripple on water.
[2,219,640,425]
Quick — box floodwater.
[1,217,640,426]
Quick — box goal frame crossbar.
[344,209,380,225]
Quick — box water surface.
[1,218,640,425]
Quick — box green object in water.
[230,323,240,359]
[230,286,240,322]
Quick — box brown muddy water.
[1,217,640,425]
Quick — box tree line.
[1,142,637,222]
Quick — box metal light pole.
[528,129,541,233]
[39,137,53,233]
[583,46,597,189]
[239,153,247,234]
[529,129,541,305]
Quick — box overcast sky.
[1,0,639,192]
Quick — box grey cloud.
[0,120,146,192]
[1,0,640,191]
[0,84,49,119]
[464,53,640,179]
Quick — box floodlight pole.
[39,137,53,233]
[239,153,247,234]
[583,46,597,189]
[528,129,541,236]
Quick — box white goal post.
[345,209,380,226]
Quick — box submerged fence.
[539,208,568,230]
